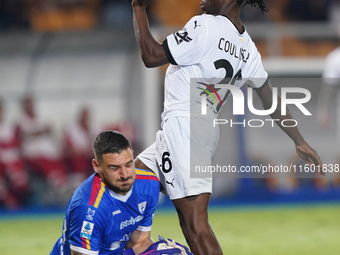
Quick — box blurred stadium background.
[0,0,339,254]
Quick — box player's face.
[93,148,136,195]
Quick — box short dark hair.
[238,0,269,14]
[93,130,132,162]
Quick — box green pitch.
[0,204,339,255]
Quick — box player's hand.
[132,0,152,9]
[129,236,194,255]
[295,141,324,176]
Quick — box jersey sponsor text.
[120,215,144,230]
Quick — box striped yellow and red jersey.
[50,169,159,255]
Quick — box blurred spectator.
[106,122,137,152]
[16,95,68,201]
[0,0,156,31]
[0,99,29,209]
[27,0,99,32]
[285,0,331,21]
[329,0,340,25]
[317,24,340,188]
[99,0,133,28]
[317,26,340,129]
[0,0,30,31]
[64,106,101,187]
[150,0,201,27]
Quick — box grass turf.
[0,204,339,255]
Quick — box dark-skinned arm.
[255,81,324,175]
[132,0,169,68]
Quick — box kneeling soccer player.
[50,131,161,255]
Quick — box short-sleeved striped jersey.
[50,169,159,255]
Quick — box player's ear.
[92,159,100,173]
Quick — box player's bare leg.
[172,193,223,255]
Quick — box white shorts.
[137,116,219,200]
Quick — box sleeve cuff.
[70,244,99,255]
[162,39,177,65]
[137,225,152,232]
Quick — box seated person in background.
[0,98,29,209]
[285,0,330,21]
[317,23,340,187]
[64,106,102,187]
[16,95,67,193]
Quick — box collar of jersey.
[109,185,133,202]
[220,15,245,35]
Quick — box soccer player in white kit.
[132,0,323,254]
[317,24,340,185]
[318,25,340,131]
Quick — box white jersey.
[322,46,340,143]
[161,14,268,121]
[17,115,60,159]
[322,46,340,86]
[64,121,101,155]
[0,122,20,163]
